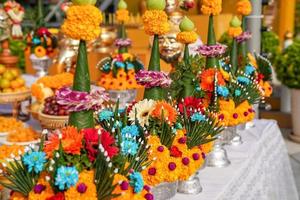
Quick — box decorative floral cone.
[142,0,170,100]
[61,0,102,129]
[175,16,198,98]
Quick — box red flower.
[178,97,204,116]
[257,73,265,82]
[170,146,183,158]
[46,192,65,200]
[37,27,51,37]
[83,128,119,162]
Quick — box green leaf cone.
[206,15,219,68]
[118,22,128,54]
[238,17,247,66]
[143,34,165,100]
[230,39,238,76]
[69,40,94,129]
[181,45,195,98]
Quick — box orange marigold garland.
[236,0,252,16]
[116,9,130,22]
[142,10,170,36]
[61,5,102,41]
[201,0,222,15]
[176,31,198,44]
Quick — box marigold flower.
[176,31,198,44]
[116,9,130,22]
[61,5,102,41]
[228,26,243,38]
[142,10,170,36]
[236,0,252,16]
[201,0,222,15]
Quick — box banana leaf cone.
[143,34,165,100]
[206,15,219,68]
[230,38,238,76]
[118,22,128,54]
[181,45,195,98]
[238,17,247,66]
[69,40,94,129]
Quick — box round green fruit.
[72,0,96,5]
[118,0,128,9]
[146,0,166,10]
[179,16,195,32]
[230,16,242,28]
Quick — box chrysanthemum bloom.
[44,126,83,157]
[199,69,226,92]
[116,9,130,22]
[23,151,46,173]
[61,5,102,41]
[201,0,222,15]
[236,0,252,16]
[228,26,243,38]
[176,31,198,44]
[142,10,170,36]
[55,166,79,190]
[151,101,178,125]
[128,99,156,127]
[64,170,97,200]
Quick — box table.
[174,119,299,200]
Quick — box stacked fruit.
[42,96,69,116]
[0,64,27,93]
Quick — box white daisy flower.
[129,99,156,127]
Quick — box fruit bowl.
[0,89,31,103]
[38,110,69,130]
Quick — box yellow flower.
[121,53,134,61]
[61,5,102,41]
[201,0,222,15]
[176,31,198,44]
[228,26,243,38]
[65,170,97,200]
[220,68,230,81]
[116,9,130,22]
[248,53,258,68]
[142,10,170,36]
[236,0,252,16]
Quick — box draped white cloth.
[174,120,299,200]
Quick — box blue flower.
[121,139,139,156]
[102,63,111,72]
[235,89,241,97]
[195,86,201,92]
[237,76,250,85]
[129,172,144,193]
[99,109,114,121]
[32,37,41,45]
[118,108,125,114]
[23,151,46,174]
[191,112,205,122]
[121,125,139,138]
[126,62,134,70]
[115,61,125,68]
[245,65,255,75]
[55,166,79,190]
[175,123,183,130]
[217,86,229,97]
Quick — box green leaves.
[0,159,36,196]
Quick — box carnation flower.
[98,109,114,121]
[121,125,140,138]
[129,172,144,193]
[22,151,46,174]
[190,112,206,122]
[237,76,250,85]
[121,139,139,156]
[55,166,79,190]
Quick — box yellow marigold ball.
[176,31,198,44]
[201,0,222,15]
[236,0,252,16]
[116,9,130,22]
[61,5,102,41]
[228,26,243,38]
[142,10,170,36]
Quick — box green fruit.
[147,0,166,10]
[0,79,10,89]
[179,16,195,32]
[3,71,14,81]
[118,0,128,9]
[230,16,242,28]
[72,0,96,5]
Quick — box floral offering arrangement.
[26,27,57,59]
[98,0,143,91]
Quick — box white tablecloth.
[174,119,299,200]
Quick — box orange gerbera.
[44,126,83,157]
[200,69,226,92]
[151,101,178,125]
[34,46,47,58]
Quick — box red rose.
[170,146,183,158]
